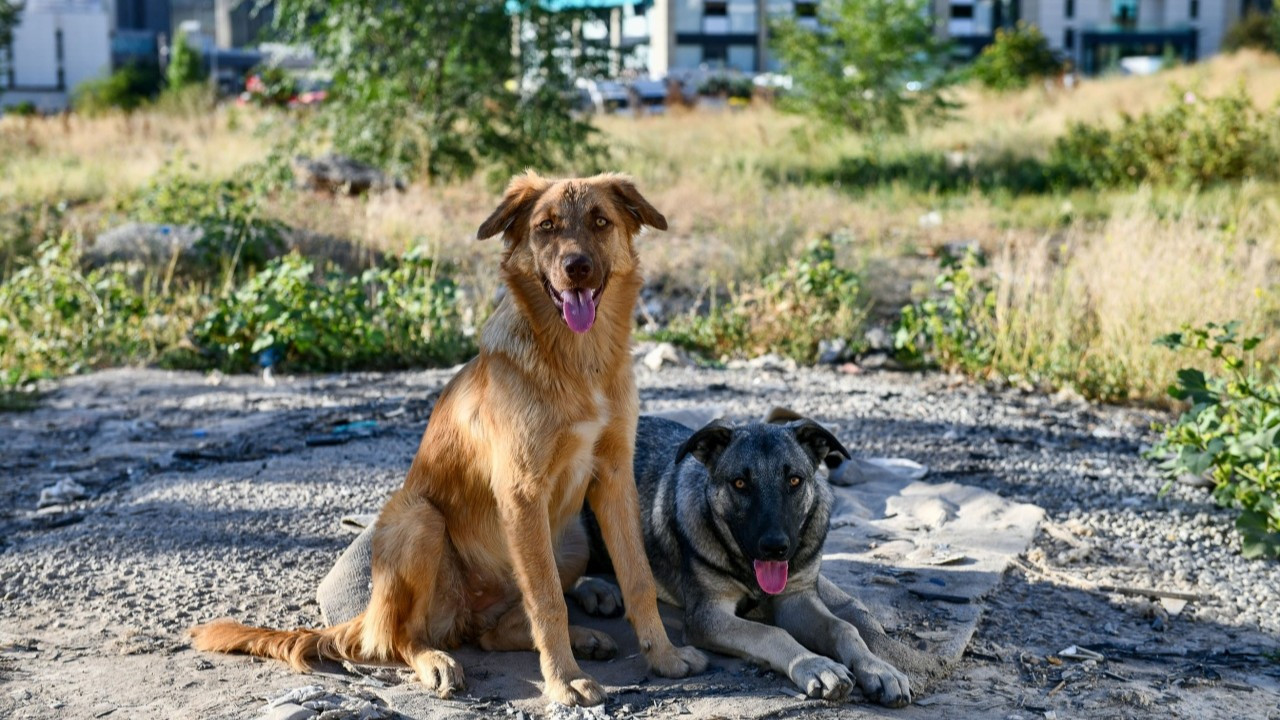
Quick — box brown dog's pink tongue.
[753,560,788,595]
[561,289,596,333]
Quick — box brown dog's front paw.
[569,626,618,660]
[646,643,708,678]
[853,658,912,708]
[545,674,607,706]
[411,649,466,699]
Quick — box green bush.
[7,100,38,117]
[1051,87,1280,187]
[124,162,287,279]
[71,63,163,114]
[0,234,200,388]
[191,251,476,373]
[653,237,866,364]
[893,249,995,375]
[166,30,204,90]
[1149,322,1280,560]
[698,75,754,100]
[970,23,1063,92]
[1221,10,1280,54]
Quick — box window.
[55,29,65,90]
[1064,27,1074,49]
[703,44,727,66]
[795,1,818,19]
[1190,0,1199,19]
[1066,0,1074,19]
[951,4,975,19]
[1112,0,1137,29]
[705,1,727,16]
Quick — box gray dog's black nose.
[563,254,592,283]
[759,534,790,559]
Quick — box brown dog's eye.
[595,217,608,227]
[733,478,746,490]
[789,476,802,488]
[539,219,554,231]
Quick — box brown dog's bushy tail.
[189,615,368,671]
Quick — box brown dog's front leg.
[588,442,708,679]
[496,489,606,707]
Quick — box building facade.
[3,0,113,110]
[646,0,820,76]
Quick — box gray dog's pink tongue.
[753,560,788,595]
[561,289,596,333]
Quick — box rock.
[817,338,851,364]
[83,223,203,270]
[918,210,942,228]
[37,478,88,509]
[726,353,796,373]
[864,326,892,351]
[638,342,690,371]
[293,154,404,195]
[262,703,317,720]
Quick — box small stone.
[263,703,317,720]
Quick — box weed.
[1148,322,1280,559]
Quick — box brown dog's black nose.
[563,254,592,284]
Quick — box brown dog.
[191,172,707,705]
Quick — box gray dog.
[587,410,913,707]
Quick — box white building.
[2,0,113,111]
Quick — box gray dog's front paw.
[789,655,854,701]
[853,657,911,708]
[568,576,624,617]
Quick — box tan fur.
[190,172,705,706]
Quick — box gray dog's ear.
[790,420,851,469]
[477,170,551,242]
[676,421,733,467]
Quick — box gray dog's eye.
[788,476,802,488]
[732,478,747,490]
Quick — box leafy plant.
[894,248,996,374]
[1149,322,1280,560]
[166,30,204,90]
[71,63,163,114]
[269,0,605,182]
[653,237,866,364]
[124,162,287,280]
[770,0,953,135]
[191,251,476,373]
[1050,87,1280,188]
[1222,10,1280,54]
[970,22,1063,92]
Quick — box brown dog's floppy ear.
[789,419,852,469]
[477,171,551,241]
[601,174,667,233]
[676,420,733,468]
[764,407,803,425]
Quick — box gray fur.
[592,415,913,707]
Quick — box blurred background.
[2,1,1279,551]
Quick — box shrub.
[1221,10,1279,54]
[894,248,996,376]
[166,30,204,90]
[0,234,200,388]
[191,251,476,373]
[971,23,1063,92]
[1050,87,1280,187]
[124,162,287,279]
[71,63,163,114]
[1149,323,1280,560]
[698,75,754,100]
[245,65,297,107]
[653,237,866,364]
[7,100,38,116]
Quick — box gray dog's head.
[675,413,850,596]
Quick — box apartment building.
[935,1,1274,73]
[645,0,821,76]
[2,0,113,110]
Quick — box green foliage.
[71,63,163,114]
[192,251,476,373]
[0,234,200,388]
[1221,10,1280,54]
[7,100,38,116]
[653,237,866,364]
[1149,322,1280,560]
[0,1,20,61]
[166,31,205,90]
[894,249,995,374]
[970,23,1063,92]
[770,0,953,135]
[124,162,286,279]
[246,65,297,107]
[270,0,604,182]
[1051,87,1280,188]
[698,75,754,100]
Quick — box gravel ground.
[2,363,1279,719]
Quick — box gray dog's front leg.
[686,597,853,700]
[774,590,912,708]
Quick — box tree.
[1222,10,1280,54]
[1,1,22,98]
[270,0,604,182]
[770,0,953,135]
[166,30,204,89]
[970,22,1063,92]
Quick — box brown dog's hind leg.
[479,604,618,660]
[369,490,467,698]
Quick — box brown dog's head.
[477,171,667,334]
